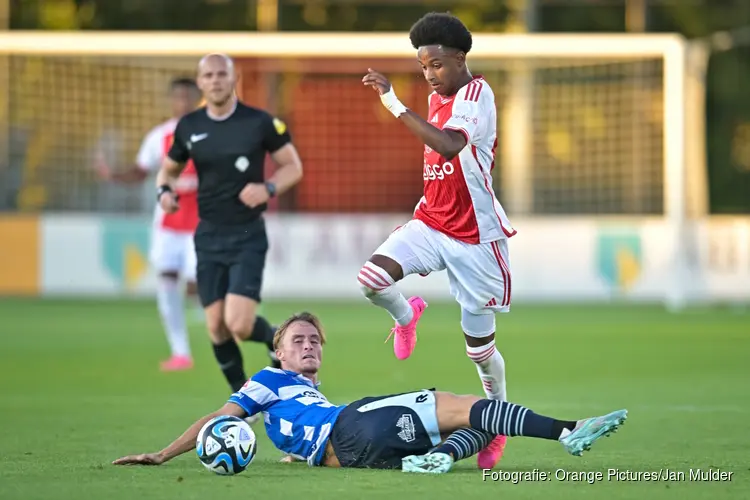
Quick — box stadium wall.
[0,214,748,303]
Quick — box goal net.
[0,31,694,306]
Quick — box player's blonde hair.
[272,312,327,351]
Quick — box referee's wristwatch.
[265,181,277,198]
[156,184,178,202]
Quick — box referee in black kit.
[155,53,303,393]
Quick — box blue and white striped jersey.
[228,367,346,466]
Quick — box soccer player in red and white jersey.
[360,13,516,470]
[98,78,202,372]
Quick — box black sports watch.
[157,184,176,202]
[265,181,277,198]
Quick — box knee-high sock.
[156,277,190,357]
[212,339,247,392]
[431,428,494,461]
[469,399,577,440]
[466,340,506,401]
[358,262,413,326]
[244,315,276,352]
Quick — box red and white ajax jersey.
[136,118,199,233]
[414,76,516,244]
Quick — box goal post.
[0,31,697,307]
[0,30,688,58]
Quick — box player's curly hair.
[409,12,472,54]
[272,311,327,351]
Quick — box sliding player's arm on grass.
[112,379,271,466]
[362,69,467,160]
[112,403,247,466]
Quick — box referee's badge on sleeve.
[273,117,287,135]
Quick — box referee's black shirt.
[168,102,292,226]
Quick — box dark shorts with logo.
[329,389,442,469]
[193,217,269,307]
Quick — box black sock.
[552,419,578,439]
[212,339,247,392]
[431,428,493,461]
[469,399,577,440]
[247,315,276,352]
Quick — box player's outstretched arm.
[363,69,467,159]
[112,403,246,466]
[399,110,466,160]
[95,155,149,184]
[103,167,148,183]
[99,127,161,184]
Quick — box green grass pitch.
[0,298,748,500]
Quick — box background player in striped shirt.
[98,78,202,372]
[112,312,627,473]
[360,12,516,469]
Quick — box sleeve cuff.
[267,137,291,154]
[443,126,471,145]
[228,394,254,415]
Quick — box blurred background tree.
[12,0,745,34]
[7,0,750,213]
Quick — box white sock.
[358,262,414,326]
[466,339,507,401]
[156,277,191,357]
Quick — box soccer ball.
[196,415,257,475]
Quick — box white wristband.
[379,88,408,118]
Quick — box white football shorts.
[371,219,512,315]
[149,227,197,281]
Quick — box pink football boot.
[160,355,194,372]
[384,296,427,360]
[477,435,507,469]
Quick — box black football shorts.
[329,389,442,469]
[193,217,269,307]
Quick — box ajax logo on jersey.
[424,161,455,181]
